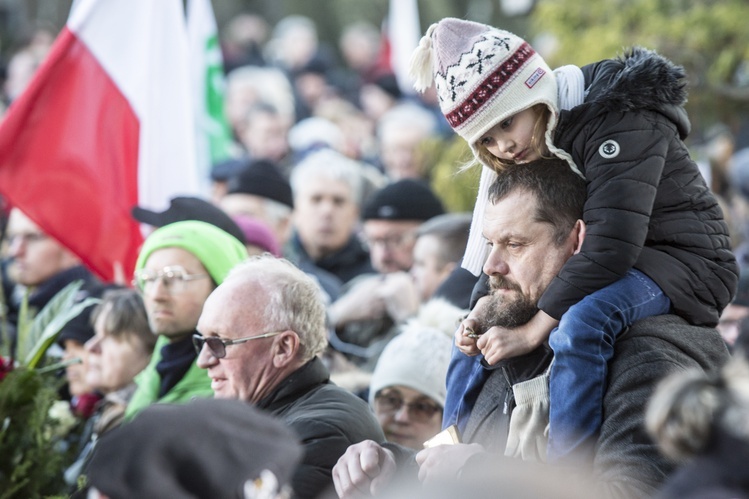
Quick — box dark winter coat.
[539,48,738,326]
[654,428,749,499]
[287,231,375,303]
[256,357,385,499]
[462,315,729,499]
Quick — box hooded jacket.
[539,48,738,326]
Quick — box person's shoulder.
[615,314,730,371]
[284,383,384,439]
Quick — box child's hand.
[455,316,481,356]
[477,310,558,365]
[454,296,491,357]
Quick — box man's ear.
[571,219,586,255]
[272,331,300,368]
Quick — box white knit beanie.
[368,321,454,409]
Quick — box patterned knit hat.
[409,18,559,162]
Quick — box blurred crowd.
[0,10,748,499]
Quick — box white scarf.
[461,65,586,276]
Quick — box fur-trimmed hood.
[582,47,691,137]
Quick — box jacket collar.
[481,344,553,386]
[256,357,330,412]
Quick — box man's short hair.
[226,256,328,361]
[290,149,365,206]
[415,212,472,267]
[90,288,156,352]
[489,158,586,245]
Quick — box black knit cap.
[226,159,294,209]
[362,179,445,221]
[131,196,246,245]
[87,398,302,499]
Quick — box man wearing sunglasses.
[124,220,247,419]
[195,255,384,499]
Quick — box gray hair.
[226,256,328,362]
[290,149,365,206]
[260,196,293,226]
[646,355,749,461]
[377,102,437,142]
[225,66,295,123]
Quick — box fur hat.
[362,179,444,222]
[135,220,247,286]
[87,398,302,499]
[409,18,559,162]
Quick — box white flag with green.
[187,0,234,193]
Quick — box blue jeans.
[547,269,670,463]
[443,344,488,432]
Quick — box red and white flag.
[0,0,200,282]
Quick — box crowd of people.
[2,10,749,499]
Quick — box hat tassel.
[409,23,437,92]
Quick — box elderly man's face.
[363,219,421,274]
[477,189,577,330]
[196,278,278,403]
[293,177,359,260]
[140,248,214,341]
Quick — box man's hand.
[477,310,558,365]
[378,272,420,324]
[328,277,387,327]
[415,443,485,483]
[332,440,396,498]
[455,296,491,357]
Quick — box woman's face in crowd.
[373,385,443,450]
[86,309,151,393]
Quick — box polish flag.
[0,0,200,282]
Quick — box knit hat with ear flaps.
[409,18,561,165]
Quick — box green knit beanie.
[136,220,247,285]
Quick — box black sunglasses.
[192,332,282,359]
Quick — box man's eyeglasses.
[133,266,208,294]
[192,332,283,359]
[363,231,416,251]
[373,390,442,423]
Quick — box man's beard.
[475,275,539,332]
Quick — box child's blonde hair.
[472,104,554,173]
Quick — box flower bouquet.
[0,280,99,499]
